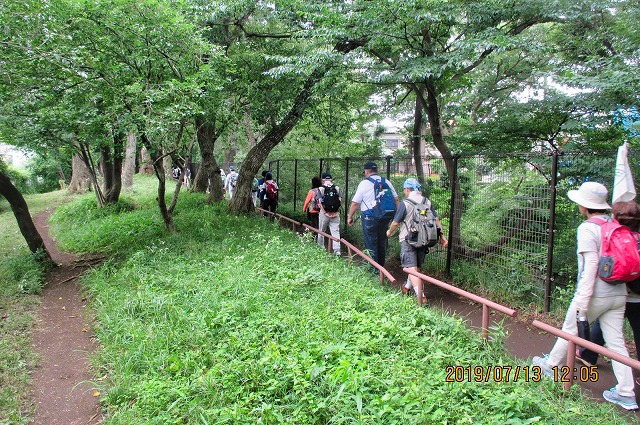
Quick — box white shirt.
[576,217,627,298]
[224,171,238,191]
[351,174,398,212]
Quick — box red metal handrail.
[254,207,396,285]
[404,268,517,339]
[340,238,396,285]
[532,319,640,390]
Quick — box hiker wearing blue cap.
[347,161,399,267]
[386,178,447,303]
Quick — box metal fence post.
[545,150,560,313]
[293,159,299,211]
[445,154,460,276]
[319,158,324,177]
[344,157,350,228]
[276,160,280,183]
[386,155,392,179]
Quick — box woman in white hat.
[533,182,637,410]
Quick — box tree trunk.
[0,170,52,262]
[193,116,225,200]
[229,39,364,213]
[101,130,124,204]
[163,151,172,179]
[67,154,91,194]
[412,95,426,186]
[139,146,154,174]
[122,131,137,189]
[414,80,461,254]
[77,142,106,207]
[141,133,176,232]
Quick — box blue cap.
[322,173,332,180]
[229,165,235,171]
[403,178,421,191]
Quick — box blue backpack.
[366,177,396,220]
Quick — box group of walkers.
[301,161,448,293]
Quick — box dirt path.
[29,210,103,425]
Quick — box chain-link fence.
[268,148,640,311]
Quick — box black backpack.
[321,184,341,213]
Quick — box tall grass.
[0,188,71,424]
[43,177,634,424]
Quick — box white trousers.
[318,213,341,253]
[547,295,634,396]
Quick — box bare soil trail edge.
[30,210,102,425]
[26,209,639,423]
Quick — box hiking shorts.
[400,240,427,268]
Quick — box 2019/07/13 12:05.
[445,365,599,383]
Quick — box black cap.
[321,173,332,180]
[261,170,269,177]
[364,161,378,170]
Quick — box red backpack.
[265,181,278,201]
[588,217,640,284]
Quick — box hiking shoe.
[532,355,554,378]
[603,387,639,411]
[403,286,416,296]
[575,348,594,367]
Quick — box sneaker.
[401,286,414,296]
[603,387,639,411]
[334,251,341,257]
[575,348,594,367]
[532,355,554,378]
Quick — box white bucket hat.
[567,182,611,210]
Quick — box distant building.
[0,143,30,169]
[380,130,403,155]
[378,127,441,176]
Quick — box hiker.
[577,201,640,373]
[251,176,260,207]
[224,166,239,199]
[172,165,181,181]
[347,161,399,267]
[183,166,191,189]
[532,182,637,411]
[262,172,279,216]
[257,170,270,211]
[316,173,342,256]
[302,176,322,230]
[386,178,447,303]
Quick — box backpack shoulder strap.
[587,217,607,226]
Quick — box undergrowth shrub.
[47,187,630,424]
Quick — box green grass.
[39,177,638,424]
[0,189,72,424]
